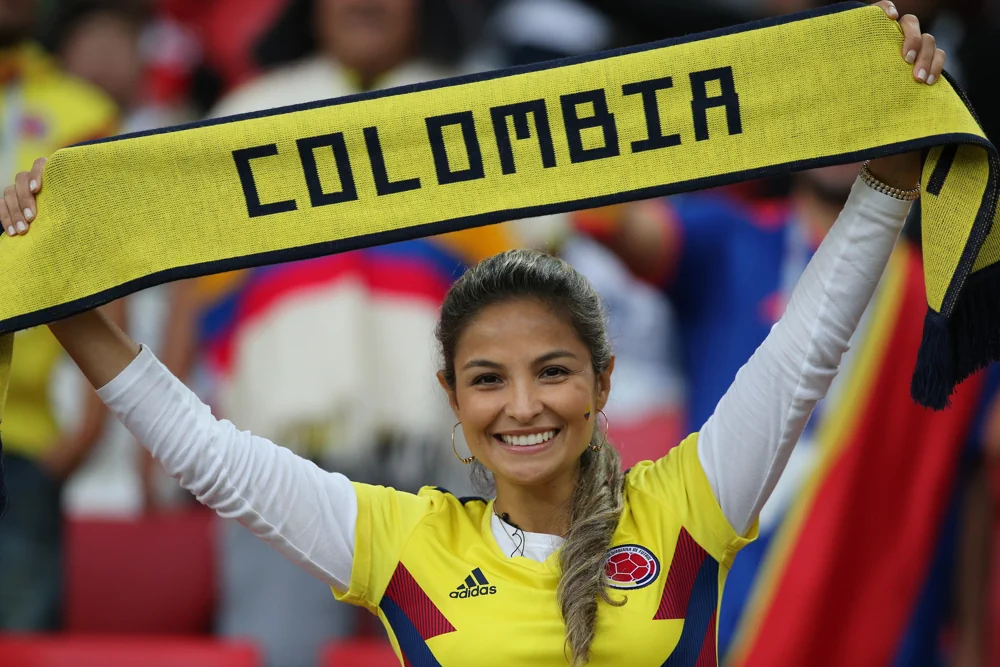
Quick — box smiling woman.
[0,2,948,665]
[435,251,624,661]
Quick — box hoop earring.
[589,410,610,452]
[452,422,475,464]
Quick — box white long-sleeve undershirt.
[96,176,911,589]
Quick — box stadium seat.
[64,508,217,634]
[320,638,399,667]
[0,635,258,667]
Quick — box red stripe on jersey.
[384,563,455,641]
[654,528,708,620]
[695,611,718,667]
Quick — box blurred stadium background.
[1,0,999,665]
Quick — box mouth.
[493,429,560,449]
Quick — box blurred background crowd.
[1,0,999,665]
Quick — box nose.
[505,378,544,424]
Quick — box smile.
[495,430,559,447]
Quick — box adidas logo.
[449,568,497,599]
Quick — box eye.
[472,373,502,387]
[540,366,570,380]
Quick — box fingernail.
[24,208,32,220]
[917,68,927,81]
[888,4,898,17]
[926,74,935,85]
[905,50,917,63]
[29,180,37,192]
[7,226,16,236]
[16,221,26,233]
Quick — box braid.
[557,437,625,665]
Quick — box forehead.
[454,299,589,362]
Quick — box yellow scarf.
[0,3,997,511]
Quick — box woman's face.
[60,12,141,110]
[440,298,613,489]
[317,0,417,80]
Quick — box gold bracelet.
[859,161,921,201]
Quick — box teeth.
[500,430,556,446]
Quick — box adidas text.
[450,585,497,599]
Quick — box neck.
[493,470,578,536]
[324,50,413,92]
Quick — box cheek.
[553,381,598,420]
[534,381,600,452]
[453,389,502,436]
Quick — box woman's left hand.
[866,0,947,190]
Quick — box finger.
[927,48,946,85]
[913,32,937,82]
[874,1,899,20]
[14,171,35,228]
[3,185,27,235]
[0,198,14,237]
[29,157,46,193]
[899,14,921,64]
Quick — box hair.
[437,249,625,665]
[42,0,148,55]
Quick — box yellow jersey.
[335,433,756,666]
[0,43,117,456]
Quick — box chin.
[498,465,558,487]
[491,453,572,488]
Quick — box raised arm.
[1,162,357,591]
[697,170,911,536]
[696,1,943,537]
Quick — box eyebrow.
[462,359,503,371]
[460,350,578,371]
[535,350,578,364]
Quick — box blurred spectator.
[47,0,194,131]
[144,2,514,666]
[48,0,145,114]
[0,0,122,630]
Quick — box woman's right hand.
[1,157,47,237]
[0,155,140,387]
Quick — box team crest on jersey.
[604,544,660,590]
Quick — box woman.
[0,3,942,663]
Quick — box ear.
[437,370,460,416]
[595,356,614,412]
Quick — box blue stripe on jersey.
[661,557,719,666]
[380,596,444,667]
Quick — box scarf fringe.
[911,310,954,410]
[912,266,1000,409]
